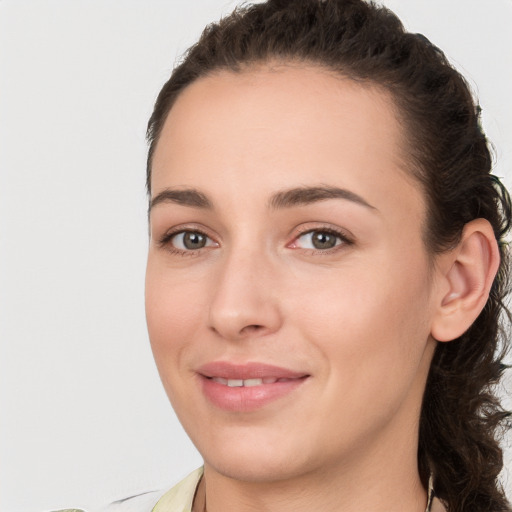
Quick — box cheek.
[289,253,433,392]
[145,259,206,373]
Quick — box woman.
[66,0,511,511]
[140,0,512,510]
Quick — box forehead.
[151,64,423,222]
[154,64,405,169]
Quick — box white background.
[1,1,511,511]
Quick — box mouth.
[209,376,301,387]
[197,361,310,412]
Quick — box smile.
[198,362,309,412]
[210,377,298,387]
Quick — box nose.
[207,248,283,341]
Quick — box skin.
[145,65,444,512]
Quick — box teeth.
[211,377,279,387]
[244,378,263,387]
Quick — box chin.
[205,435,289,478]
[204,449,307,483]
[191,421,330,484]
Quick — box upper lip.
[197,361,309,380]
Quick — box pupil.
[184,232,206,249]
[312,232,336,249]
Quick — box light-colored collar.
[153,467,204,512]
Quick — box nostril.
[242,324,264,334]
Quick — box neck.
[199,430,427,512]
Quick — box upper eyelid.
[292,224,354,242]
[296,226,345,236]
[157,224,217,242]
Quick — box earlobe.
[431,219,500,343]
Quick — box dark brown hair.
[146,1,512,510]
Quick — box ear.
[430,219,500,342]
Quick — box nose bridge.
[208,240,281,340]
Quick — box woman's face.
[146,65,439,482]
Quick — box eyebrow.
[269,186,377,210]
[149,188,213,211]
[149,185,376,213]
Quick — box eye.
[169,230,216,251]
[292,229,350,251]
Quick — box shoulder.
[97,489,168,512]
[44,491,164,512]
[101,467,204,512]
[47,468,204,512]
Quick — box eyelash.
[158,228,216,257]
[157,226,354,256]
[291,226,354,254]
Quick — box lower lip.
[200,376,308,412]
